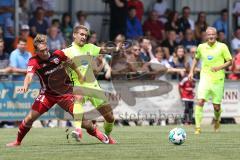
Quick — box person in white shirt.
[231,28,240,54]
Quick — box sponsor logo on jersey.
[207,55,213,60]
[27,66,33,72]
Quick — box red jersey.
[179,77,195,101]
[27,50,72,96]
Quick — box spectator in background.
[4,15,15,53]
[74,11,91,30]
[61,12,73,46]
[165,11,179,34]
[152,0,168,23]
[195,12,208,41]
[217,30,227,44]
[93,54,112,80]
[169,45,187,79]
[228,48,240,80]
[19,0,29,27]
[179,68,195,125]
[114,34,126,50]
[13,25,35,56]
[51,19,61,29]
[150,46,186,80]
[88,30,98,45]
[29,7,49,37]
[47,25,66,53]
[127,0,144,21]
[0,26,3,38]
[233,1,240,29]
[0,0,14,29]
[197,30,207,45]
[213,9,228,37]
[0,39,10,80]
[161,30,179,55]
[126,7,143,39]
[143,10,165,43]
[231,28,240,54]
[139,37,154,62]
[178,6,195,34]
[180,28,198,51]
[126,41,146,72]
[9,38,31,81]
[187,46,200,79]
[30,0,54,22]
[109,0,128,40]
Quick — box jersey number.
[36,95,45,102]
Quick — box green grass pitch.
[0,125,239,160]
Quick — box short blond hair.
[34,34,47,49]
[73,25,89,34]
[206,27,217,34]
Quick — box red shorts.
[31,93,74,115]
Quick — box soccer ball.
[169,128,186,145]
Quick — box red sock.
[17,120,32,143]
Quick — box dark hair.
[61,12,72,27]
[34,7,44,15]
[18,37,27,43]
[76,10,87,19]
[128,6,136,12]
[182,6,190,12]
[51,18,60,26]
[221,8,228,15]
[167,10,178,22]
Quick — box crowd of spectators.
[0,0,240,82]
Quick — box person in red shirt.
[179,71,195,125]
[228,48,240,80]
[6,34,109,147]
[127,0,144,21]
[143,10,165,43]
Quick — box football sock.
[195,105,203,128]
[214,109,222,121]
[17,120,32,143]
[104,120,114,136]
[73,102,84,129]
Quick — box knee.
[104,113,115,123]
[214,105,221,111]
[197,100,205,106]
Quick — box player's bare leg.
[6,110,41,147]
[97,104,116,144]
[213,103,221,132]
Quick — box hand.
[79,76,86,84]
[211,66,221,72]
[188,71,194,81]
[147,44,152,53]
[180,69,186,77]
[17,86,28,94]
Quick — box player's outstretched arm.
[188,58,199,81]
[19,73,34,93]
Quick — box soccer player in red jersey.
[6,34,109,147]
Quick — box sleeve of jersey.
[90,44,101,57]
[195,45,201,60]
[222,44,232,61]
[27,59,37,74]
[54,50,68,61]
